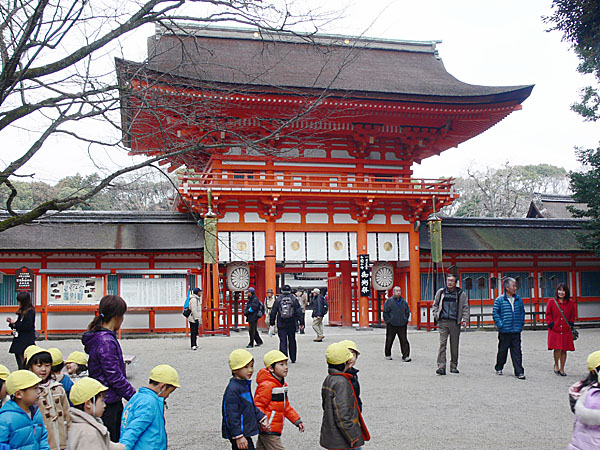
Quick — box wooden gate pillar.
[340,260,353,326]
[357,220,370,328]
[408,224,421,325]
[265,219,277,296]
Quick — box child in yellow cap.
[339,340,362,412]
[222,349,269,450]
[0,365,10,408]
[65,351,88,382]
[0,370,49,449]
[320,343,369,450]
[119,365,180,450]
[254,350,304,450]
[25,345,71,450]
[48,348,74,399]
[68,377,124,450]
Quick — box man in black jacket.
[269,285,302,363]
[311,288,327,342]
[244,287,263,348]
[383,286,411,361]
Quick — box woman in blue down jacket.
[82,295,135,442]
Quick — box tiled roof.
[138,26,533,102]
[0,211,203,251]
[420,217,588,253]
[526,195,588,219]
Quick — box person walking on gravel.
[383,286,411,362]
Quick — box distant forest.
[0,171,177,212]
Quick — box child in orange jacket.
[254,350,304,450]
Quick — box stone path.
[2,326,597,449]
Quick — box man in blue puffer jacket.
[493,277,526,379]
[120,365,180,450]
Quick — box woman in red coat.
[546,283,577,376]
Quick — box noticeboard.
[48,276,104,305]
[358,254,371,297]
[15,267,34,292]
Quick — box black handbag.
[553,299,578,341]
[182,307,192,318]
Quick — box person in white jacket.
[188,288,203,351]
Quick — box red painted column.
[265,220,277,296]
[408,224,420,326]
[340,260,353,326]
[357,220,369,328]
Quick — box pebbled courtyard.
[2,325,597,449]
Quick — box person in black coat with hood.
[244,287,263,348]
[7,292,36,369]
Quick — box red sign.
[15,267,34,292]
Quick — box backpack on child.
[279,294,294,320]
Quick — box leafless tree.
[0,0,345,232]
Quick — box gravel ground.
[2,325,597,450]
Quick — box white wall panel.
[399,233,409,261]
[285,232,305,261]
[328,233,349,261]
[254,232,265,261]
[306,233,327,261]
[47,313,90,330]
[378,233,399,261]
[367,233,377,260]
[276,232,284,262]
[155,312,186,329]
[230,232,253,262]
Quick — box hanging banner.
[358,254,371,297]
[429,219,443,263]
[204,215,218,264]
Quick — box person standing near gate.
[312,288,327,342]
[493,277,526,379]
[269,285,302,363]
[188,287,202,351]
[245,287,264,348]
[264,289,277,334]
[432,273,469,375]
[383,286,411,362]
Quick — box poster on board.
[48,276,104,305]
[120,277,187,307]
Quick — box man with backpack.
[269,285,303,363]
[244,287,264,348]
[311,288,328,342]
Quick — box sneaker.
[450,368,459,374]
[436,368,446,375]
[385,356,393,360]
[256,343,263,347]
[246,344,254,348]
[313,337,324,342]
[517,374,526,380]
[402,357,412,362]
[496,370,503,375]
[191,346,198,351]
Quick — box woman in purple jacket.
[82,295,135,442]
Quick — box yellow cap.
[48,348,63,366]
[65,351,88,366]
[149,364,181,388]
[24,345,49,364]
[69,377,108,406]
[587,350,600,371]
[339,339,360,355]
[0,365,10,381]
[264,350,288,367]
[326,342,353,365]
[5,370,41,395]
[229,349,254,371]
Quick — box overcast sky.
[2,0,597,184]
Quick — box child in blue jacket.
[0,370,49,450]
[222,349,269,450]
[119,365,180,450]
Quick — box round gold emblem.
[290,241,300,251]
[333,241,344,251]
[237,241,248,251]
[383,242,393,252]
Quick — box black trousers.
[231,437,255,450]
[102,401,124,442]
[278,326,297,362]
[495,332,524,376]
[14,352,25,370]
[248,320,263,346]
[190,320,199,348]
[384,324,410,358]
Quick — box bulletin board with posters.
[119,277,187,307]
[48,276,105,305]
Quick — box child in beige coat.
[68,377,125,450]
